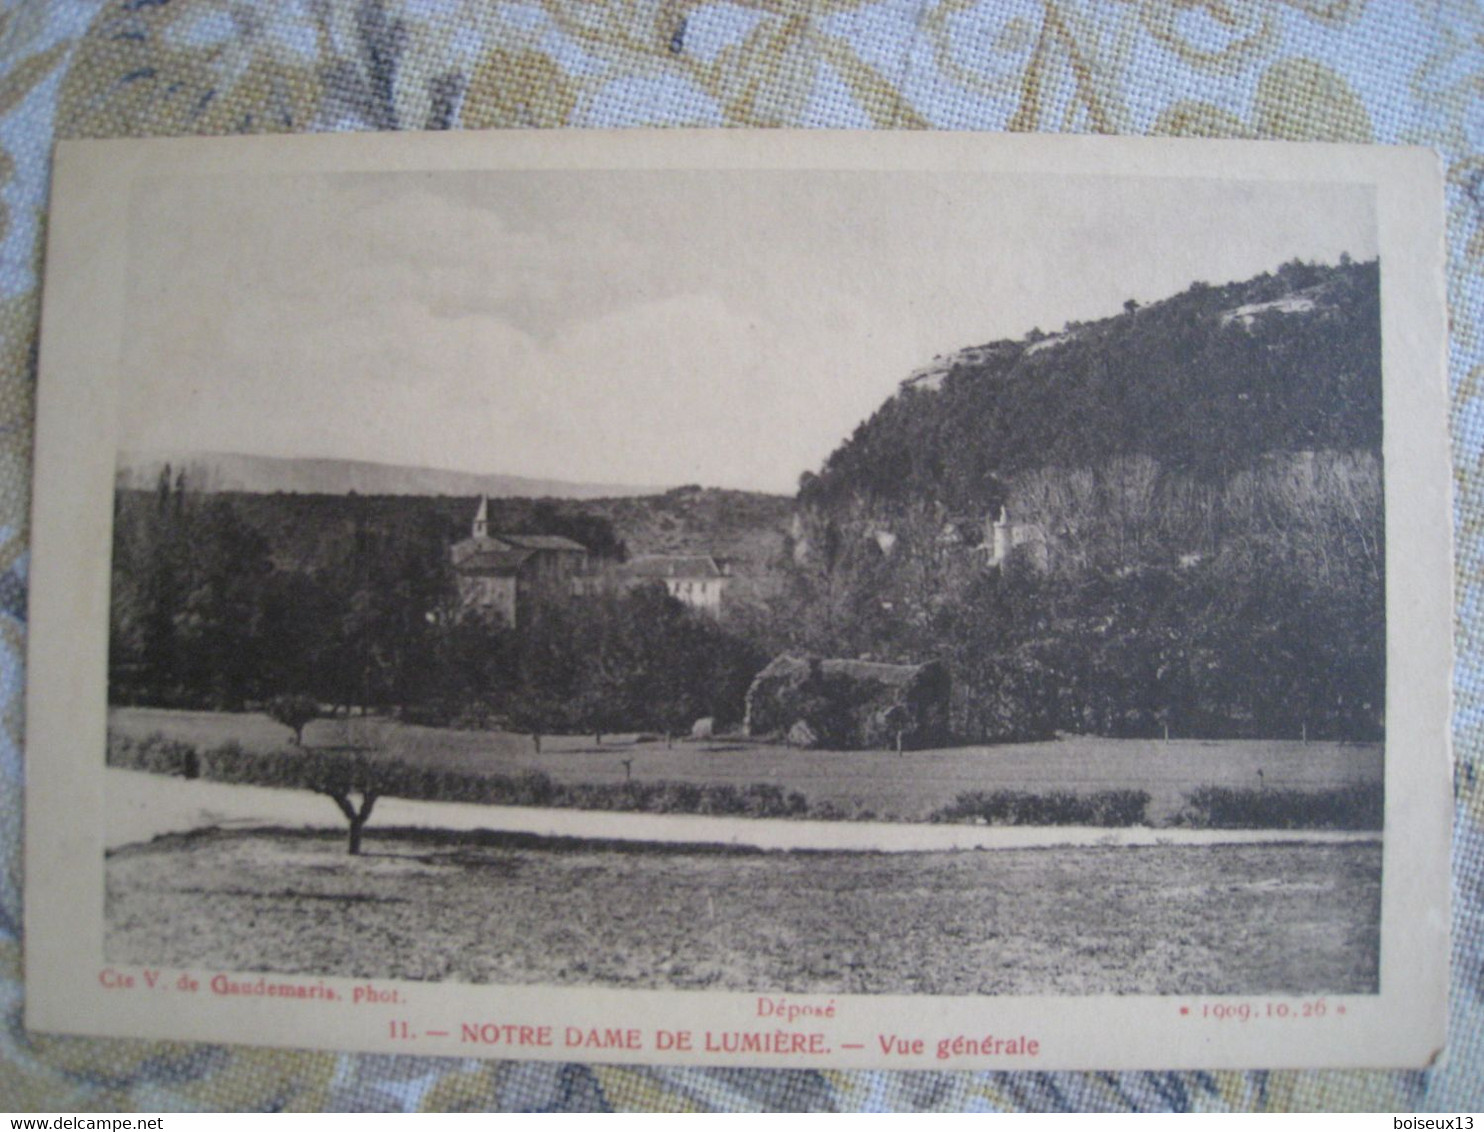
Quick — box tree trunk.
[328,791,378,856]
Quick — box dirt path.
[106,768,1382,853]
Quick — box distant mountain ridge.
[116,451,662,500]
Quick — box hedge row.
[930,783,1384,830]
[107,732,806,818]
[108,732,1385,829]
[109,732,203,778]
[930,789,1152,827]
[1169,783,1383,830]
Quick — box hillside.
[117,451,660,501]
[802,257,1380,515]
[112,486,794,579]
[570,487,794,563]
[768,257,1385,743]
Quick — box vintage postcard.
[25,130,1451,1070]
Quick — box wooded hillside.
[802,257,1379,512]
[772,258,1384,742]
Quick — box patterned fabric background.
[0,0,1479,1113]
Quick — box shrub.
[508,770,561,808]
[107,732,201,778]
[196,739,245,781]
[1171,783,1382,830]
[810,800,850,821]
[930,789,1150,827]
[698,783,742,816]
[1086,790,1154,827]
[655,781,703,812]
[738,783,809,818]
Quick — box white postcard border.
[24,130,1453,1071]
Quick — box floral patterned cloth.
[1,0,1481,1113]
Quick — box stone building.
[985,506,1048,570]
[937,507,1048,571]
[449,497,588,627]
[623,555,731,613]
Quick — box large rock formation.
[744,655,950,751]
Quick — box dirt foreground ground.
[106,827,1382,996]
[103,763,1384,997]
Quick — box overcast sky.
[119,167,1376,495]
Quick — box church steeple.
[472,495,490,539]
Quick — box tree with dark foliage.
[265,693,320,746]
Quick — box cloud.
[118,165,1380,493]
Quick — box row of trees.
[111,445,1383,744]
[109,470,764,734]
[758,449,1384,742]
[111,470,453,713]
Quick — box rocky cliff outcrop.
[744,654,950,751]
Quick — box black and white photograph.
[25,132,1451,1069]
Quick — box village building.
[623,555,731,614]
[985,506,1048,570]
[936,507,1049,571]
[449,497,589,626]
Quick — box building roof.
[454,546,535,575]
[452,533,586,571]
[755,653,946,689]
[626,555,725,580]
[501,534,588,553]
[818,657,937,686]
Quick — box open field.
[106,828,1381,995]
[110,707,1384,824]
